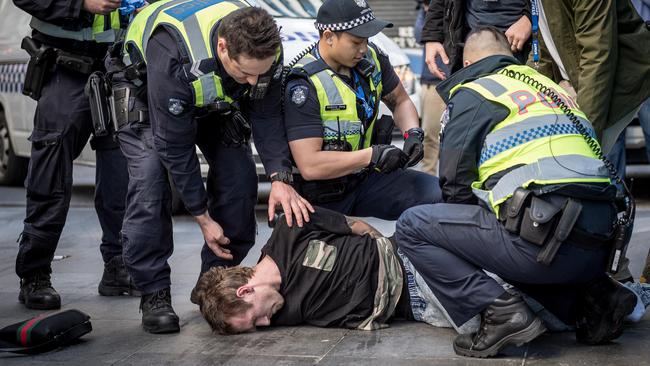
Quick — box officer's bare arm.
[288,138,372,180]
[382,85,419,133]
[345,216,383,239]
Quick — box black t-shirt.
[261,207,379,328]
[283,45,401,142]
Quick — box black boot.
[575,275,637,344]
[98,256,141,297]
[453,293,546,358]
[140,288,180,334]
[18,271,61,310]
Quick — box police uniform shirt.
[283,48,400,142]
[145,27,292,216]
[261,207,380,328]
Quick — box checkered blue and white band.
[315,12,375,32]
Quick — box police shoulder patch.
[290,85,308,106]
[440,102,453,135]
[168,98,187,115]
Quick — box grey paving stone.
[118,353,319,366]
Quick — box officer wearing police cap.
[283,0,442,220]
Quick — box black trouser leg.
[17,67,93,278]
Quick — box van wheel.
[0,112,29,186]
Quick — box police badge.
[354,0,367,7]
[291,85,308,106]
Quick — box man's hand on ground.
[268,181,315,228]
[83,0,121,14]
[195,212,232,260]
[425,42,449,80]
[505,15,532,52]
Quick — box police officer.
[396,27,637,358]
[109,0,312,333]
[283,0,441,220]
[13,0,139,311]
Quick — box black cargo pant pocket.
[26,128,64,195]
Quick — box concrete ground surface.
[0,167,649,365]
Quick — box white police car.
[0,0,420,199]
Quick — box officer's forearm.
[383,85,419,133]
[290,141,372,180]
[13,0,86,24]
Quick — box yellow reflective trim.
[192,79,204,107]
[92,15,105,35]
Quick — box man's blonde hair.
[195,266,254,335]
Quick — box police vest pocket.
[26,128,64,196]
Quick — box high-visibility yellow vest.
[123,0,248,107]
[30,11,126,43]
[450,64,611,215]
[291,46,383,151]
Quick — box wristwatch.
[270,171,294,185]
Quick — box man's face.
[227,285,285,333]
[218,39,276,85]
[328,31,369,68]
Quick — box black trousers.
[395,199,614,328]
[116,120,257,294]
[16,66,128,278]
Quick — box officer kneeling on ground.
[283,0,442,220]
[396,27,637,358]
[106,0,313,333]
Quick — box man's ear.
[236,285,254,298]
[463,59,472,68]
[217,38,228,56]
[323,30,334,46]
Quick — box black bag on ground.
[0,309,92,354]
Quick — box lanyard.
[352,71,375,122]
[531,0,540,68]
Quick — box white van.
[0,0,419,188]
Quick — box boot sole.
[142,322,180,334]
[453,317,547,358]
[98,284,142,297]
[19,294,61,310]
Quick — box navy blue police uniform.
[284,47,442,220]
[13,0,131,310]
[112,26,292,294]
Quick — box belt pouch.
[519,196,561,246]
[504,187,532,233]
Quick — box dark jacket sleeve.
[439,89,508,204]
[420,0,446,43]
[13,0,88,26]
[146,29,208,216]
[248,78,293,176]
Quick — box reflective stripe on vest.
[451,64,610,214]
[123,0,246,107]
[293,46,383,151]
[30,12,125,43]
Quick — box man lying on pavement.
[192,207,638,358]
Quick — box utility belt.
[21,36,104,101]
[294,171,367,204]
[498,188,615,266]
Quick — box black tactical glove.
[369,144,409,174]
[402,127,424,167]
[219,109,251,147]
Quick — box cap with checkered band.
[315,0,393,38]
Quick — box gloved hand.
[369,144,409,174]
[219,110,251,147]
[402,127,424,167]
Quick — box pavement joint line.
[109,336,163,366]
[313,330,349,364]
